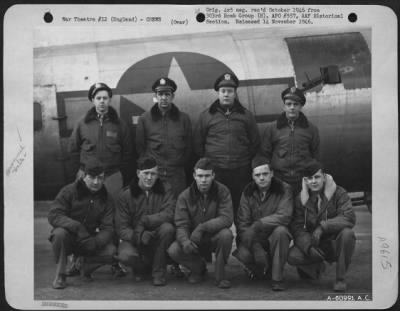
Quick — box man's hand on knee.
[76,225,90,241]
[141,231,155,246]
[190,225,204,246]
[182,240,199,254]
[308,246,325,262]
[311,226,323,246]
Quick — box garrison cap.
[83,157,105,176]
[303,160,323,177]
[281,86,306,106]
[251,155,271,170]
[137,156,158,171]
[214,72,239,91]
[194,157,215,172]
[88,82,112,101]
[152,77,177,93]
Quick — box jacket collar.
[76,178,108,201]
[300,174,337,206]
[150,103,180,121]
[276,112,309,129]
[243,178,284,198]
[129,177,165,198]
[84,106,120,124]
[209,99,245,115]
[188,180,219,203]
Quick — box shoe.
[169,264,185,278]
[333,280,347,292]
[215,279,231,289]
[187,273,203,284]
[153,276,167,286]
[65,255,82,277]
[271,280,285,291]
[262,265,271,280]
[52,274,67,289]
[65,264,80,277]
[111,261,127,277]
[297,268,313,280]
[243,265,256,280]
[80,264,94,282]
[81,272,94,282]
[187,266,207,284]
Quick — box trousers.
[234,225,291,281]
[49,227,116,276]
[288,228,356,280]
[167,228,233,282]
[116,223,175,278]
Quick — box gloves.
[182,240,198,254]
[241,228,256,249]
[76,225,90,242]
[311,226,323,246]
[78,237,97,253]
[308,246,326,262]
[141,231,155,246]
[251,220,263,233]
[140,215,150,227]
[190,225,204,246]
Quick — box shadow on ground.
[34,202,372,301]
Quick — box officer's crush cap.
[281,86,306,105]
[214,72,239,91]
[152,77,177,92]
[88,82,112,101]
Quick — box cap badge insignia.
[290,86,297,93]
[160,78,166,85]
[224,74,231,80]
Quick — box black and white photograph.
[3,4,398,309]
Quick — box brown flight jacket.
[260,112,319,185]
[48,179,114,248]
[136,103,192,169]
[291,175,356,254]
[69,106,134,176]
[115,178,176,246]
[236,178,293,238]
[174,180,233,245]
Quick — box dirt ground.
[33,202,372,302]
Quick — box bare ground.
[33,202,372,301]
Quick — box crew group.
[48,73,356,293]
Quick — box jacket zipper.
[82,198,94,226]
[289,120,295,176]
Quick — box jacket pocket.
[149,142,162,151]
[82,142,95,152]
[277,149,288,158]
[106,143,121,153]
[298,148,310,160]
